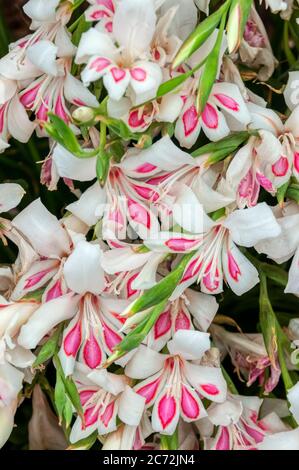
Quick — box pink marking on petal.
[79,389,96,406]
[83,332,102,369]
[130,67,147,82]
[227,251,241,281]
[216,427,230,450]
[201,383,219,395]
[103,322,122,351]
[214,93,239,111]
[131,184,159,202]
[90,57,111,72]
[180,257,201,283]
[181,386,200,419]
[55,95,69,123]
[24,267,55,289]
[84,406,99,428]
[36,99,49,122]
[45,279,63,301]
[20,84,40,109]
[256,172,274,192]
[165,238,200,252]
[108,209,124,226]
[127,273,139,298]
[111,67,126,82]
[73,98,86,106]
[158,395,177,430]
[128,199,151,229]
[203,263,219,292]
[128,109,146,128]
[201,103,218,129]
[174,310,191,331]
[154,309,172,339]
[105,21,113,33]
[147,173,171,185]
[135,162,157,174]
[182,105,199,137]
[91,10,109,20]
[272,156,289,177]
[63,321,82,357]
[294,152,299,173]
[0,104,6,133]
[96,0,114,12]
[100,402,114,427]
[136,378,161,404]
[243,423,264,444]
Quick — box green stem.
[283,21,296,66]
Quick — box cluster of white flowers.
[1,0,299,451]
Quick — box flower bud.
[72,106,95,124]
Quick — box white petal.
[130,61,163,106]
[66,183,107,227]
[63,241,105,295]
[12,198,70,258]
[113,0,156,59]
[125,345,165,379]
[0,402,16,449]
[64,73,99,108]
[55,26,76,58]
[8,95,35,143]
[185,289,218,331]
[75,28,116,64]
[287,382,299,424]
[222,239,259,296]
[258,428,299,450]
[101,246,152,274]
[172,184,215,234]
[211,82,251,125]
[23,0,60,22]
[53,144,97,181]
[285,105,299,138]
[103,68,130,101]
[185,363,227,403]
[118,386,146,426]
[0,183,25,213]
[18,294,79,349]
[26,40,59,76]
[248,102,284,134]
[223,203,281,247]
[284,71,299,111]
[167,329,210,360]
[200,104,230,142]
[0,76,17,104]
[285,247,299,296]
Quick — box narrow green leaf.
[54,355,84,421]
[33,324,63,367]
[277,181,290,205]
[196,13,226,113]
[96,149,110,186]
[286,183,299,203]
[63,397,73,430]
[67,431,98,450]
[116,300,168,354]
[54,372,66,424]
[172,0,231,69]
[191,131,250,161]
[127,252,195,315]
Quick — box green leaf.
[227,0,253,53]
[33,324,63,367]
[96,148,110,186]
[160,428,179,450]
[45,113,98,158]
[67,431,98,450]
[191,131,250,161]
[286,183,299,203]
[196,13,226,113]
[116,299,168,354]
[259,273,293,391]
[277,181,290,205]
[71,16,91,46]
[63,396,73,430]
[54,371,66,424]
[54,355,84,422]
[127,252,195,315]
[172,0,231,69]
[101,117,139,141]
